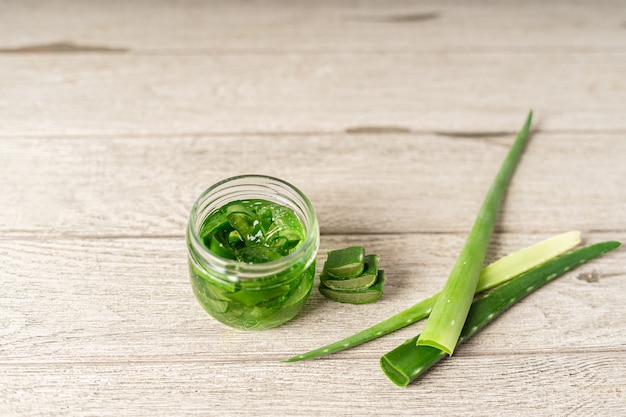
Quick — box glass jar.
[186,175,319,330]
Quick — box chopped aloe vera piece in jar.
[224,202,255,217]
[266,217,300,242]
[319,270,386,304]
[203,297,229,313]
[201,220,227,245]
[280,229,301,242]
[192,285,229,314]
[237,246,282,263]
[280,231,301,252]
[228,230,245,248]
[209,234,235,259]
[271,205,302,230]
[227,212,258,239]
[189,266,232,314]
[270,236,289,248]
[252,279,310,319]
[321,254,379,290]
[324,246,365,278]
[282,240,300,252]
[228,284,292,307]
[257,206,274,232]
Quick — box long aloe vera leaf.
[417,111,533,355]
[284,231,580,362]
[380,240,621,387]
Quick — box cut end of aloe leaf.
[320,271,378,291]
[319,270,386,304]
[324,246,365,278]
[415,337,453,356]
[380,240,621,387]
[380,356,411,387]
[321,254,379,290]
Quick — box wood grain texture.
[1,53,625,135]
[2,353,625,417]
[1,0,625,53]
[1,235,624,415]
[1,1,625,416]
[1,234,623,363]
[1,134,625,237]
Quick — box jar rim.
[186,174,319,282]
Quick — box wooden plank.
[1,353,625,416]
[1,234,623,364]
[1,52,625,136]
[1,134,625,237]
[1,0,624,53]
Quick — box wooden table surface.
[2,1,625,416]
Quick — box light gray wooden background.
[1,1,625,416]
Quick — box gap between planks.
[1,346,624,367]
[1,128,626,141]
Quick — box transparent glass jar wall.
[186,175,319,330]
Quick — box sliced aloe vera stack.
[324,246,365,278]
[322,254,379,290]
[319,271,386,304]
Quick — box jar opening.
[186,175,319,282]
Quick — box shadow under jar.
[186,175,319,330]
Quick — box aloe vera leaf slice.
[380,240,621,387]
[324,246,366,278]
[322,254,380,290]
[228,212,258,240]
[319,270,386,304]
[236,245,282,263]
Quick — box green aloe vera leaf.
[319,270,386,304]
[283,230,581,362]
[418,111,533,355]
[324,246,366,278]
[380,240,621,387]
[476,231,581,292]
[321,254,380,290]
